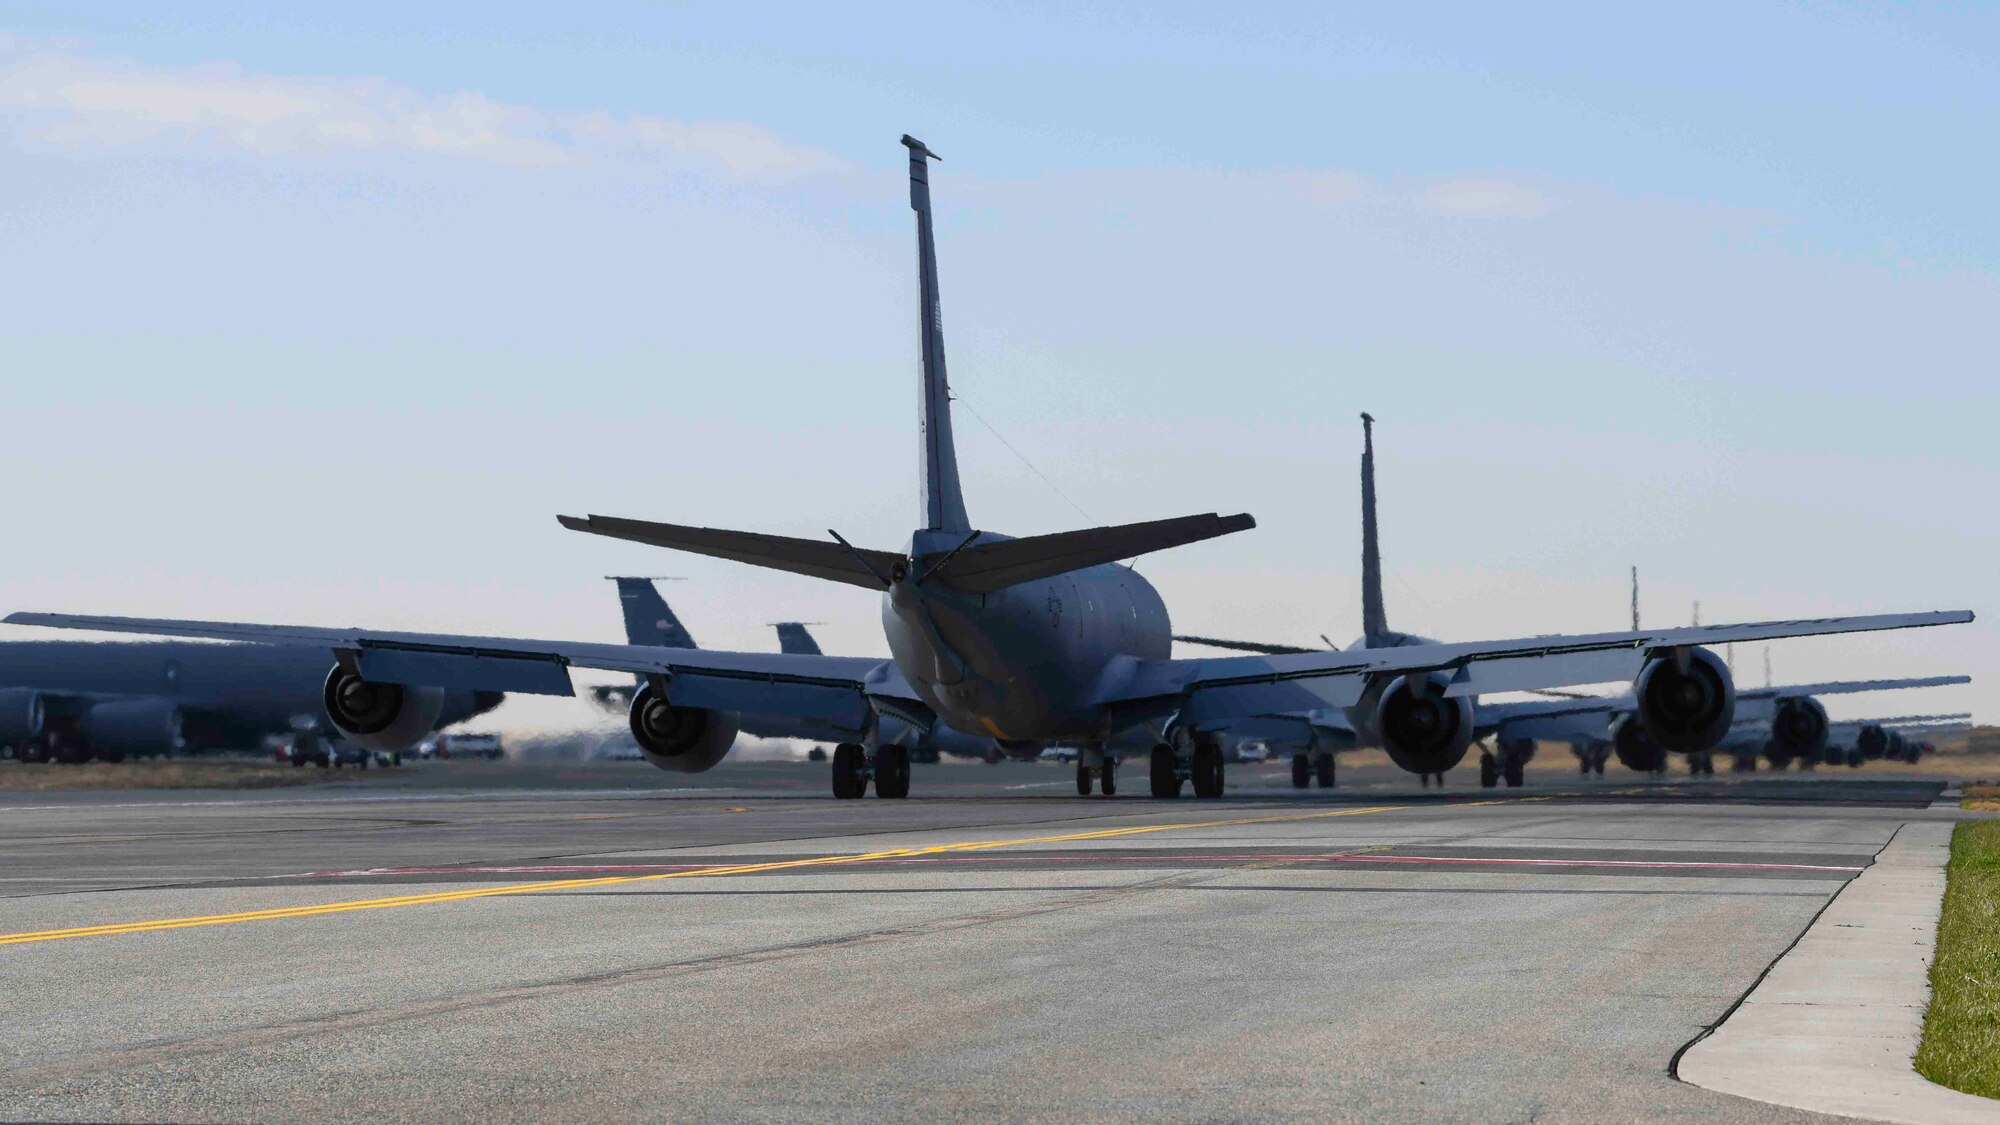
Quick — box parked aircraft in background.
[6,136,1973,801]
[0,640,499,765]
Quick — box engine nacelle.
[1611,715,1664,773]
[1633,647,1735,753]
[1768,696,1829,762]
[1375,673,1473,776]
[81,699,182,758]
[1856,724,1888,761]
[0,688,44,744]
[322,667,444,753]
[628,681,739,773]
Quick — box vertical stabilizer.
[773,622,825,656]
[1359,412,1389,643]
[904,134,971,533]
[608,577,697,649]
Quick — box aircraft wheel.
[831,743,867,799]
[391,752,403,768]
[1479,752,1498,789]
[875,745,910,799]
[1149,745,1181,798]
[17,737,50,764]
[1100,760,1116,797]
[1191,744,1225,799]
[1290,754,1310,789]
[1503,758,1524,788]
[1316,753,1335,788]
[1076,762,1092,796]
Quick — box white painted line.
[1678,822,2000,1123]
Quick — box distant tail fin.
[905,134,970,533]
[1359,412,1389,643]
[1630,566,1640,630]
[608,577,697,649]
[773,623,824,656]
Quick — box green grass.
[1915,820,2000,1098]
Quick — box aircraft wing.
[1086,612,1973,725]
[1738,675,1971,700]
[2,613,917,734]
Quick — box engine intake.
[628,681,739,773]
[1375,673,1473,776]
[0,688,44,744]
[1634,647,1735,753]
[81,699,182,759]
[322,667,444,753]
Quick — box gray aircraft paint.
[0,641,499,753]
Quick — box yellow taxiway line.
[2,803,1414,946]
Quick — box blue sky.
[1,2,1992,730]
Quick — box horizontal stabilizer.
[1173,635,1319,656]
[931,513,1255,593]
[560,516,901,591]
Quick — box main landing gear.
[1076,754,1116,796]
[1150,741,1224,799]
[1290,752,1336,789]
[831,743,910,799]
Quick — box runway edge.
[1677,821,2000,1124]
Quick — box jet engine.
[1856,724,1888,761]
[1633,647,1735,753]
[1766,696,1829,767]
[0,688,44,744]
[1376,673,1473,775]
[627,681,739,773]
[1611,715,1664,773]
[81,699,182,760]
[322,667,444,753]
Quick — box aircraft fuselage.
[881,529,1171,742]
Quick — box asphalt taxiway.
[0,761,1985,1124]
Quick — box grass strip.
[1915,820,2000,1098]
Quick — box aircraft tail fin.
[773,622,824,656]
[929,513,1254,593]
[607,577,697,649]
[562,516,901,591]
[905,135,971,533]
[1359,412,1389,643]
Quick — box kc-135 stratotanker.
[6,135,1974,799]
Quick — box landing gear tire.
[875,745,910,799]
[831,743,868,799]
[1149,745,1182,799]
[17,737,50,764]
[1479,752,1498,789]
[1100,759,1116,797]
[1191,744,1225,799]
[1076,762,1093,796]
[1503,758,1524,788]
[1315,753,1335,789]
[1291,754,1311,789]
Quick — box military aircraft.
[5,135,1973,800]
[590,576,996,764]
[1181,424,1972,790]
[0,640,499,765]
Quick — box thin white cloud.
[1419,178,1559,218]
[0,43,832,176]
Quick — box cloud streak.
[0,43,832,176]
[1419,178,1559,218]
